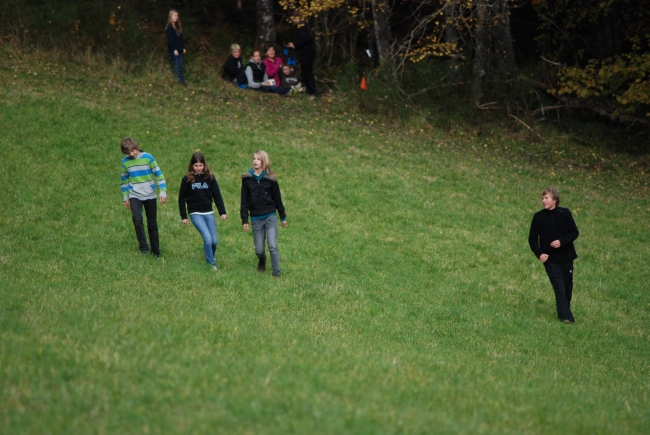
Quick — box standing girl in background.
[166,10,186,85]
[179,152,227,270]
[240,150,287,277]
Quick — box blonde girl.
[240,150,287,277]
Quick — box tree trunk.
[492,0,517,79]
[256,0,275,51]
[371,0,393,78]
[443,0,462,83]
[472,0,490,103]
[600,9,623,58]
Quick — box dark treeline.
[1,0,258,61]
[4,1,647,65]
[2,0,649,124]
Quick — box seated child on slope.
[280,64,303,93]
[222,43,245,83]
[263,45,283,86]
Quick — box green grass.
[1,49,649,434]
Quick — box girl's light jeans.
[190,213,218,266]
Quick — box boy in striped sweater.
[120,137,167,257]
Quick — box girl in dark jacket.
[166,10,186,85]
[240,150,287,277]
[179,152,227,270]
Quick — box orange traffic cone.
[360,76,368,91]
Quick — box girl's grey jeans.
[252,214,280,275]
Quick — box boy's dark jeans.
[130,198,159,256]
[544,262,575,322]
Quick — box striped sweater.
[120,152,167,201]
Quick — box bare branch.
[509,114,547,142]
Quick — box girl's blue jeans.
[170,53,185,83]
[190,213,218,266]
[251,214,280,275]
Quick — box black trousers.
[298,52,317,96]
[544,262,575,322]
[129,198,159,256]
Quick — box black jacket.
[245,60,266,84]
[281,71,302,88]
[222,55,244,80]
[166,24,185,54]
[528,206,579,264]
[240,172,286,224]
[292,21,314,56]
[178,173,226,220]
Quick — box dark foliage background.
[2,0,648,129]
[0,0,259,63]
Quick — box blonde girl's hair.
[253,150,274,175]
[168,10,182,32]
[186,152,213,183]
[231,43,241,52]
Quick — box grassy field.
[1,50,649,434]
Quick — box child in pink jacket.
[263,45,283,86]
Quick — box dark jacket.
[166,23,185,54]
[281,70,302,88]
[222,55,244,81]
[240,171,286,224]
[178,173,226,220]
[528,206,579,264]
[244,60,267,88]
[292,21,314,56]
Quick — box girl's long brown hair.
[168,10,182,32]
[186,152,213,183]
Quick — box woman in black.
[528,188,579,323]
[286,11,317,99]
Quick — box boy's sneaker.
[212,265,218,271]
[309,95,317,101]
[272,273,281,278]
[140,250,150,256]
[257,262,266,272]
